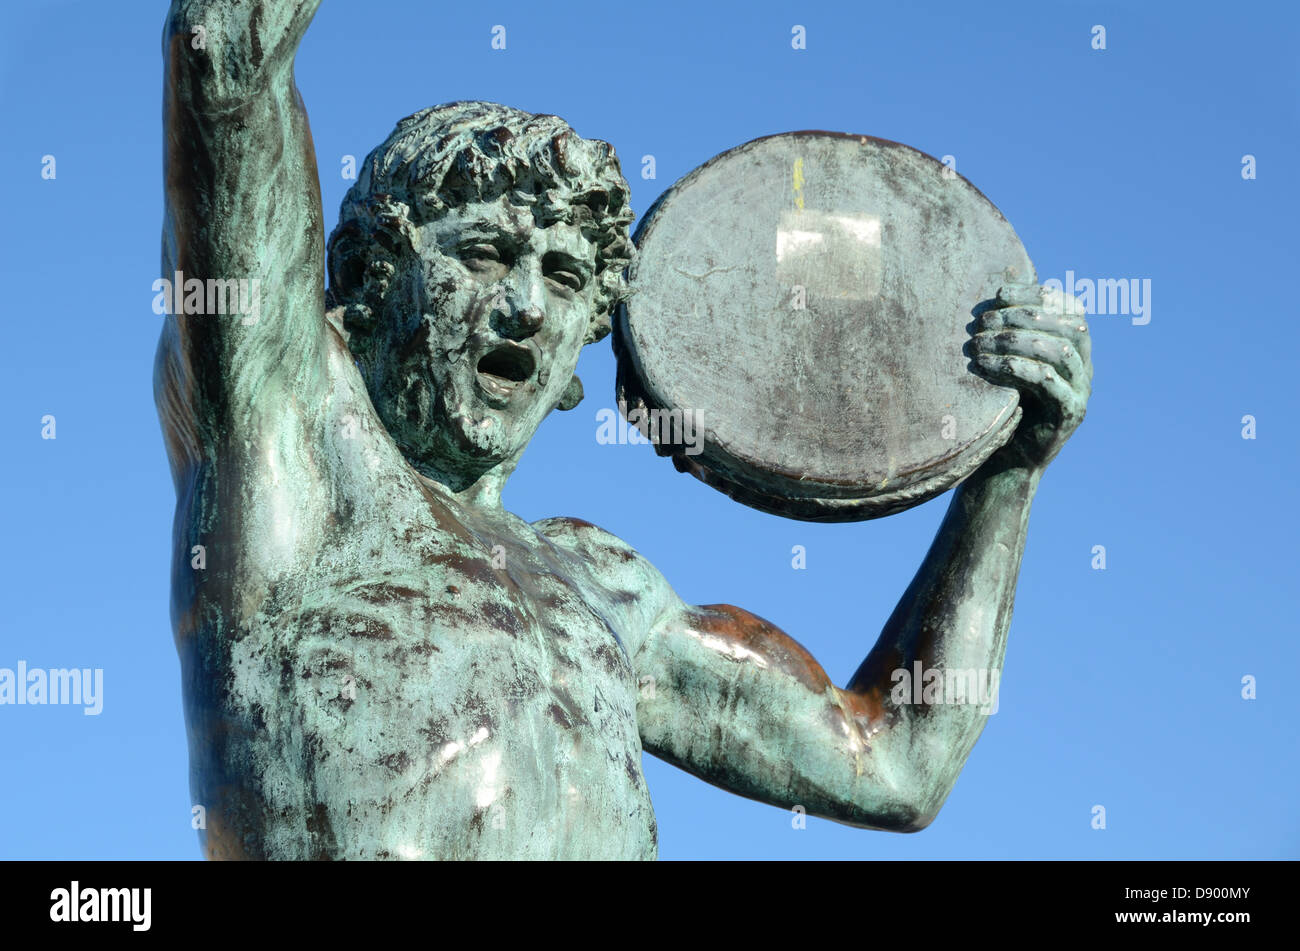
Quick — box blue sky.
[0,0,1296,859]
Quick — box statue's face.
[362,195,598,483]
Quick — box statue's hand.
[966,282,1093,473]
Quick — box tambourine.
[614,131,1032,521]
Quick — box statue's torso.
[178,360,658,860]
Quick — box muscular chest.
[283,535,638,714]
[206,535,656,859]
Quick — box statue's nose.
[494,299,545,340]
[506,305,545,337]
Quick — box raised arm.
[634,284,1091,831]
[634,463,1033,831]
[155,0,324,483]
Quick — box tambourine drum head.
[615,131,1032,521]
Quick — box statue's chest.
[278,542,636,710]
[224,549,655,858]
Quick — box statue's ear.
[557,374,584,411]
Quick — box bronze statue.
[156,0,1092,859]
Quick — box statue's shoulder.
[532,516,637,561]
[531,516,678,626]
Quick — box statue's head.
[326,101,634,490]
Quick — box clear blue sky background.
[1,1,1296,860]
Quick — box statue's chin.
[391,407,523,488]
[377,374,535,485]
[445,409,514,459]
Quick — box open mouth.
[475,341,537,397]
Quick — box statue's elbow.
[875,783,950,833]
[895,803,940,833]
[835,800,939,834]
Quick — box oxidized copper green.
[156,0,1093,860]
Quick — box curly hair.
[326,101,635,346]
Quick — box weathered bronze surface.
[156,0,1092,860]
[617,132,1031,520]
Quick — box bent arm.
[156,0,325,482]
[635,460,1038,831]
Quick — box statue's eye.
[547,269,583,292]
[543,253,586,292]
[460,243,501,266]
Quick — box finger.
[972,320,1092,376]
[977,305,1091,365]
[1040,286,1092,363]
[1039,284,1088,319]
[995,283,1042,308]
[994,282,1088,319]
[971,353,1082,419]
[968,330,1087,387]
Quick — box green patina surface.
[156,0,1092,859]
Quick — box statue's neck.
[411,455,517,512]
